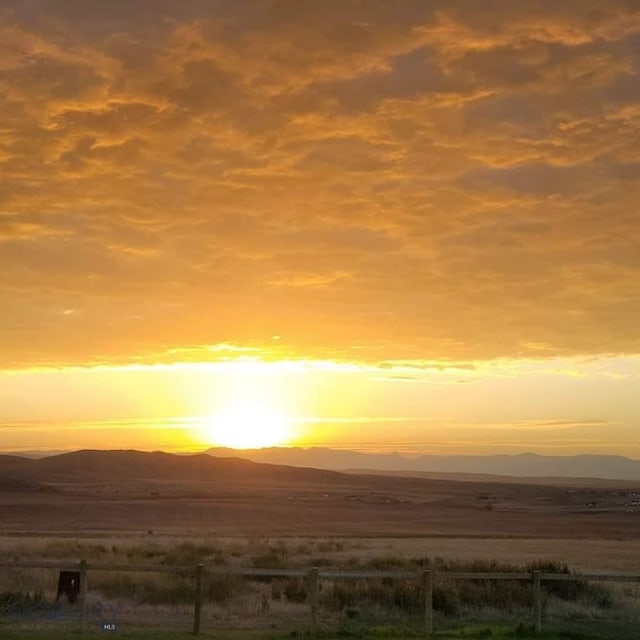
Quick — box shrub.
[161,541,225,566]
[44,541,109,559]
[252,551,287,569]
[315,557,616,618]
[322,582,359,611]
[433,584,460,616]
[364,556,411,571]
[317,540,343,553]
[320,578,422,615]
[0,590,47,612]
[307,557,332,567]
[0,591,63,624]
[94,570,237,605]
[283,578,308,603]
[139,576,194,605]
[525,561,612,607]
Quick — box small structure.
[56,570,81,603]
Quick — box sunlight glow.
[202,402,292,449]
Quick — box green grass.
[429,624,619,639]
[0,632,204,640]
[0,626,626,640]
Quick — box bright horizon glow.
[201,402,293,449]
[1,354,639,457]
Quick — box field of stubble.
[1,462,639,638]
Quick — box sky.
[1,1,639,457]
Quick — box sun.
[203,401,292,449]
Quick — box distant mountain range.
[2,447,639,486]
[205,447,640,482]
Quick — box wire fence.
[1,560,639,636]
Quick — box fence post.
[422,569,433,635]
[79,559,88,633]
[193,563,204,635]
[533,570,542,634]
[308,566,319,636]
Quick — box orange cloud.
[1,1,640,368]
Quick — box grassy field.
[2,534,640,571]
[0,625,629,639]
[1,536,639,639]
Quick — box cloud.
[1,0,640,368]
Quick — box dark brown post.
[79,559,88,633]
[422,569,433,635]
[309,567,319,636]
[193,563,204,635]
[533,570,542,634]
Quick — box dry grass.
[2,535,639,636]
[2,534,639,572]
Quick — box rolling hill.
[1,449,639,538]
[0,449,351,486]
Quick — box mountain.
[412,453,640,480]
[205,447,640,481]
[0,449,358,487]
[206,446,409,471]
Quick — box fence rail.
[2,560,639,635]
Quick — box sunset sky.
[1,1,639,457]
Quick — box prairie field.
[2,533,640,639]
[1,452,639,638]
[1,451,639,541]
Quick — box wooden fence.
[1,560,639,635]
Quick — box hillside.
[205,447,640,481]
[343,469,640,489]
[0,449,353,487]
[1,449,639,538]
